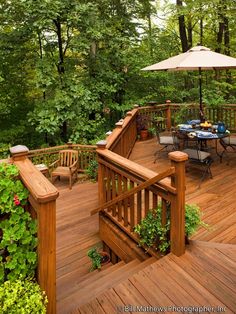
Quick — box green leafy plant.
[0,277,47,313]
[85,160,98,181]
[134,206,170,253]
[87,247,103,271]
[134,203,207,254]
[0,163,37,283]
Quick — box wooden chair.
[50,150,78,189]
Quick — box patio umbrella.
[142,45,236,120]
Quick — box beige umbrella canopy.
[142,45,236,119]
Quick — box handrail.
[105,109,138,157]
[91,167,175,215]
[10,145,58,314]
[97,148,176,194]
[138,102,236,131]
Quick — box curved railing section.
[95,106,188,258]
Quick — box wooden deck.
[74,241,236,313]
[129,138,236,244]
[56,138,236,313]
[56,179,100,313]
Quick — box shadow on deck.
[56,138,236,313]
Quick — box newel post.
[96,141,107,205]
[10,145,58,314]
[166,100,172,130]
[168,151,188,256]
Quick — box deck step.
[58,257,156,313]
[189,239,236,250]
[76,244,236,314]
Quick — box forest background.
[0,0,236,154]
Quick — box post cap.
[96,140,107,149]
[10,145,29,155]
[168,151,188,162]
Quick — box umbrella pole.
[199,67,204,121]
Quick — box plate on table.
[178,124,192,129]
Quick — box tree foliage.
[0,0,235,149]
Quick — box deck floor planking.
[56,137,236,313]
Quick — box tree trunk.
[216,0,224,53]
[54,17,65,75]
[54,17,68,141]
[187,17,192,48]
[176,0,189,52]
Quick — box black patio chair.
[153,124,179,163]
[181,132,213,188]
[220,135,236,164]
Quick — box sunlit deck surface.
[56,138,236,314]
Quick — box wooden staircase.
[71,241,236,314]
[57,257,156,314]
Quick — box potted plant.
[87,247,110,271]
[136,114,149,140]
[134,203,208,254]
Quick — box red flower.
[13,195,21,206]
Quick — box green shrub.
[0,278,47,313]
[87,247,102,271]
[85,160,98,181]
[134,203,207,253]
[0,163,37,283]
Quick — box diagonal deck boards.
[56,138,236,313]
[75,242,236,313]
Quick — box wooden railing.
[28,143,97,171]
[138,101,236,131]
[95,106,189,258]
[95,123,188,256]
[10,145,58,314]
[106,109,138,158]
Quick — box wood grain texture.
[56,137,236,313]
[75,242,236,313]
[14,157,58,314]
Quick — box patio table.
[177,126,229,162]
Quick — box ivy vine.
[0,163,37,283]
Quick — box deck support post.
[166,100,172,130]
[96,141,107,205]
[168,151,188,256]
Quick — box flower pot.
[140,129,149,141]
[100,251,110,266]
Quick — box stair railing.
[95,141,188,257]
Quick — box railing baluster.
[145,189,149,216]
[129,180,135,230]
[137,191,142,225]
[123,177,128,226]
[117,174,123,221]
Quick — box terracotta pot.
[100,252,110,266]
[140,129,149,140]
